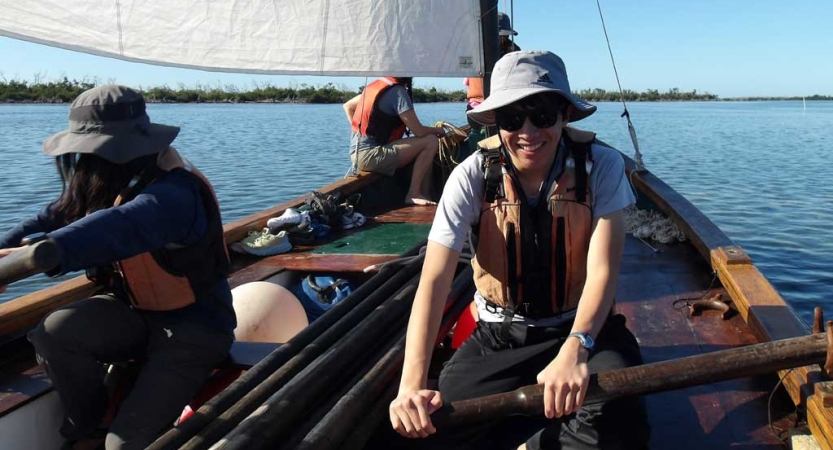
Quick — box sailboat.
[0,1,831,449]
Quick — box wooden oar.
[0,240,61,287]
[150,248,428,450]
[295,282,477,450]
[433,326,833,428]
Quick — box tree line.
[1,78,830,103]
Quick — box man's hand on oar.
[536,337,590,419]
[389,389,443,438]
[432,328,833,429]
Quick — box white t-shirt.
[428,140,636,325]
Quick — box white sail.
[0,0,484,77]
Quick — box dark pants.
[28,295,232,450]
[430,314,650,450]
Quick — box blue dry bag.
[292,275,352,322]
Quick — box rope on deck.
[624,205,686,244]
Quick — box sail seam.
[115,0,124,56]
[319,0,330,74]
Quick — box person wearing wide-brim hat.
[465,12,522,132]
[0,85,235,449]
[390,51,650,449]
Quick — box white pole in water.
[803,96,807,113]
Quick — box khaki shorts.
[351,144,400,177]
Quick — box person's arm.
[0,204,64,249]
[389,241,459,438]
[46,173,205,274]
[398,109,446,138]
[535,209,627,419]
[343,94,362,124]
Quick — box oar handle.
[434,330,833,428]
[0,240,61,287]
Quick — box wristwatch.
[567,332,596,353]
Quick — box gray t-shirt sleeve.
[589,143,636,217]
[377,85,414,117]
[428,152,484,252]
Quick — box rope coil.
[624,206,686,244]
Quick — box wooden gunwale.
[621,153,832,449]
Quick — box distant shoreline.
[1,79,830,104]
[3,98,831,105]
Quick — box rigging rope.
[433,121,470,169]
[594,0,645,171]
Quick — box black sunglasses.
[494,105,562,131]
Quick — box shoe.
[230,228,270,254]
[243,230,292,256]
[266,208,302,231]
[340,212,367,230]
[284,211,312,233]
[289,221,332,245]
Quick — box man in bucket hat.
[390,51,650,449]
[1,85,235,450]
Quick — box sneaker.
[284,211,312,233]
[243,230,292,256]
[289,221,332,245]
[266,208,302,231]
[231,228,271,254]
[340,212,367,230]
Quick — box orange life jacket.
[350,77,408,145]
[466,77,485,103]
[471,128,596,318]
[98,147,230,311]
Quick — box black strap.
[500,222,518,345]
[117,165,161,204]
[306,275,348,304]
[483,147,503,203]
[572,145,588,204]
[499,305,515,347]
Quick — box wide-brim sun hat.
[467,50,596,126]
[498,12,518,36]
[43,84,180,164]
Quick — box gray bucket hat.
[498,12,517,36]
[467,51,596,126]
[43,84,180,164]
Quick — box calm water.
[1,101,831,326]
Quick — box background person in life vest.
[465,12,522,131]
[344,77,447,206]
[389,51,650,449]
[0,85,236,450]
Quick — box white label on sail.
[0,0,484,77]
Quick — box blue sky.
[1,0,831,97]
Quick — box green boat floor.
[312,223,431,255]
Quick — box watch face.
[570,332,595,351]
[584,334,595,350]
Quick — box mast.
[480,0,500,99]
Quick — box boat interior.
[0,150,830,449]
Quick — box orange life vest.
[471,128,596,318]
[100,147,230,311]
[350,77,408,145]
[466,77,485,103]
